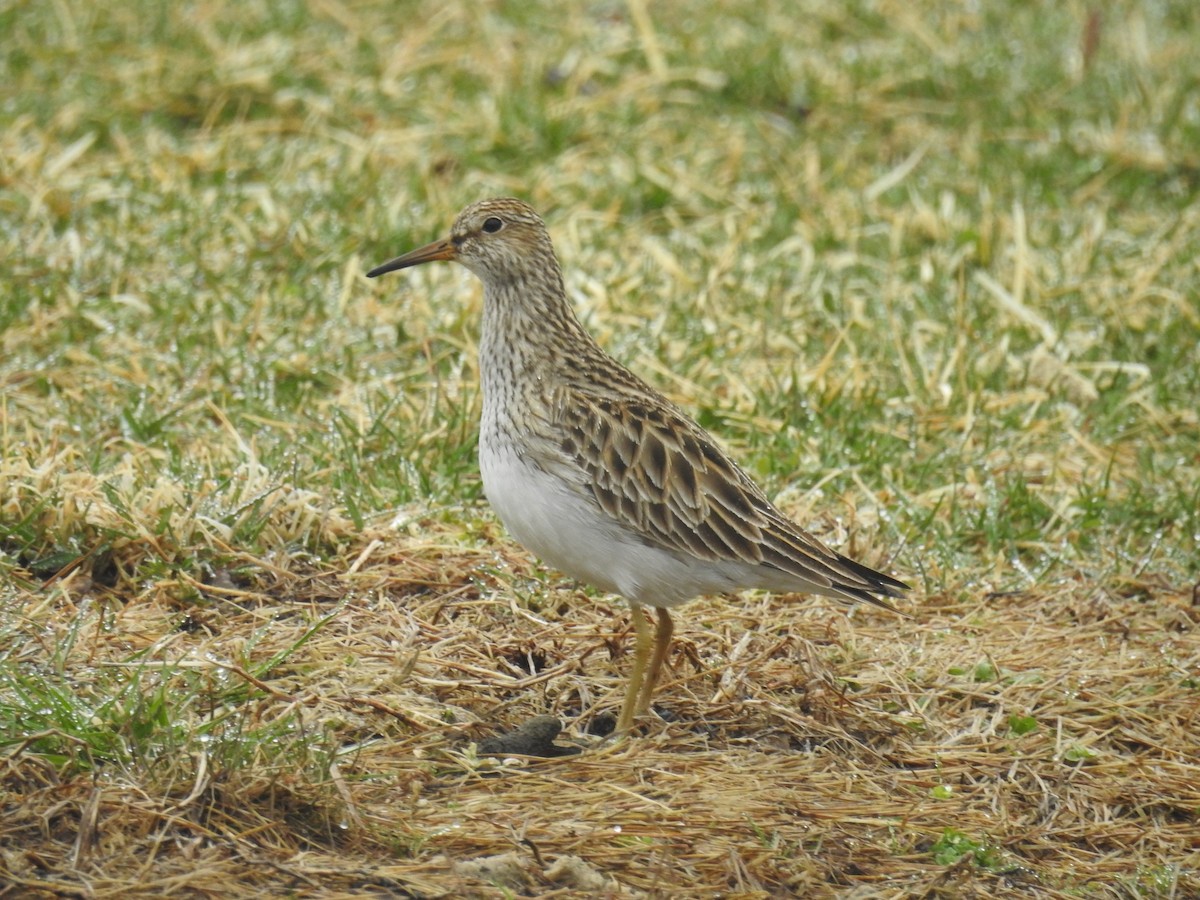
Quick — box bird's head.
[367,198,555,284]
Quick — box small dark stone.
[585,712,617,738]
[478,715,580,758]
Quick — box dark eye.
[482,216,504,234]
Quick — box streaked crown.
[448,198,558,283]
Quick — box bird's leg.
[635,607,673,718]
[615,603,654,733]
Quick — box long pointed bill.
[366,237,456,278]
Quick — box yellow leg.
[616,605,674,734]
[635,608,673,718]
[616,603,653,733]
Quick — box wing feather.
[546,388,905,608]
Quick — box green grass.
[0,596,339,774]
[2,0,1199,895]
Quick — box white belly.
[479,440,748,608]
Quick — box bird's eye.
[482,216,504,234]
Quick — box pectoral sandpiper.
[368,198,908,734]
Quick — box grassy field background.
[2,0,1199,896]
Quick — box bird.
[367,198,909,734]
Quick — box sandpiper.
[368,198,908,733]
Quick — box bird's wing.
[548,388,908,609]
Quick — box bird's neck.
[478,265,599,385]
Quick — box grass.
[2,0,1199,895]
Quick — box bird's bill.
[366,237,456,278]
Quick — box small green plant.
[931,828,1007,871]
[946,660,1000,682]
[1126,864,1181,896]
[1062,744,1098,763]
[972,661,999,682]
[1007,714,1038,736]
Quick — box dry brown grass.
[3,532,1198,897]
